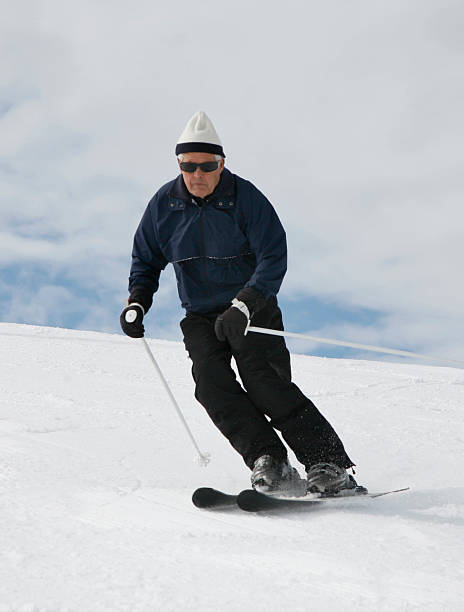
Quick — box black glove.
[215,300,250,342]
[120,303,145,338]
[215,287,267,343]
[120,287,153,338]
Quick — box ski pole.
[246,325,464,368]
[141,337,210,466]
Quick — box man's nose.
[193,167,204,176]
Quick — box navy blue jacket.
[129,168,287,313]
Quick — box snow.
[1,322,463,611]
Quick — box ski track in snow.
[1,322,463,611]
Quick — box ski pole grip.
[124,302,145,323]
[125,309,137,323]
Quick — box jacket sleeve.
[128,198,169,301]
[241,183,287,300]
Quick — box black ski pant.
[180,298,354,471]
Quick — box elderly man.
[121,111,361,494]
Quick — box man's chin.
[191,188,210,198]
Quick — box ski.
[192,487,238,509]
[192,485,410,511]
[236,486,410,512]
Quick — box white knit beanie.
[175,111,225,157]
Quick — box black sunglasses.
[179,161,220,173]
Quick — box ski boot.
[251,455,303,494]
[306,462,366,496]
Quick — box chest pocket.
[203,201,250,257]
[212,200,235,210]
[167,200,186,211]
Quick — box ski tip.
[192,487,215,508]
[236,489,262,511]
[192,487,238,509]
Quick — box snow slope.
[1,322,463,612]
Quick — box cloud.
[1,0,463,362]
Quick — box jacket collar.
[169,167,235,203]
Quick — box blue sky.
[1,0,463,363]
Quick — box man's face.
[178,152,224,198]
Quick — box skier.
[120,111,360,495]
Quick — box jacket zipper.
[197,204,216,311]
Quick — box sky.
[1,0,463,363]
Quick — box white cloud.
[1,0,463,361]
